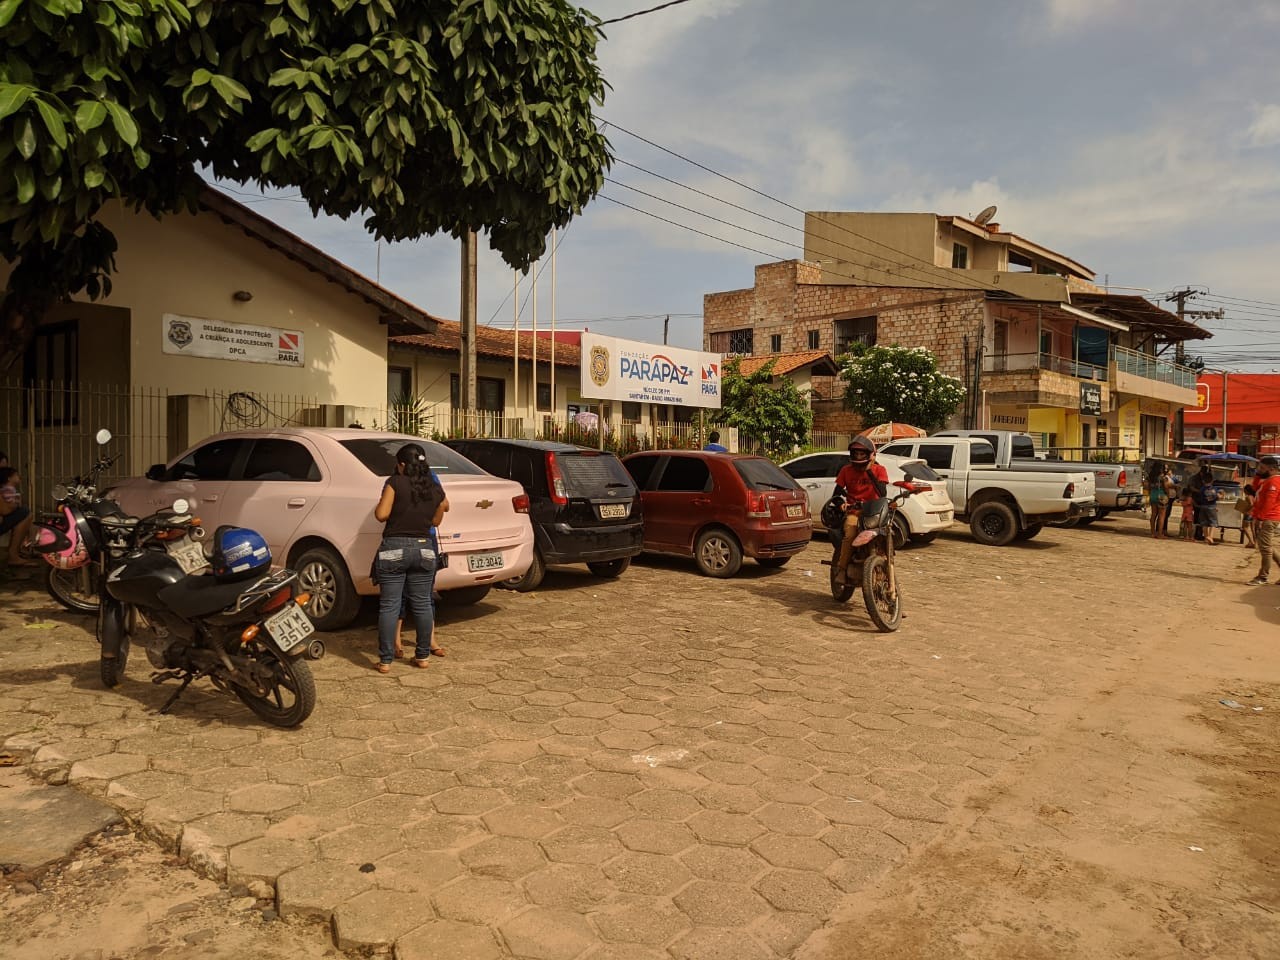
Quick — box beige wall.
[83,203,390,410]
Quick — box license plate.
[599,503,628,519]
[785,504,805,519]
[166,538,209,575]
[265,603,314,652]
[467,551,504,573]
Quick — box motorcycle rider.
[832,436,889,586]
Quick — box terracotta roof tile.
[734,351,840,377]
[391,319,582,366]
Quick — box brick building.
[704,212,1211,456]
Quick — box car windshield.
[557,452,636,496]
[734,458,801,491]
[340,438,485,477]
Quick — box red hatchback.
[621,450,811,577]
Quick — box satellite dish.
[974,205,998,226]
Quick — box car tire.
[439,585,491,606]
[506,548,546,592]
[294,545,360,631]
[694,528,743,578]
[912,532,938,545]
[1076,515,1098,526]
[756,556,790,569]
[1015,523,1044,541]
[969,501,1019,546]
[587,557,631,578]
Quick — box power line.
[599,0,697,26]
[1200,292,1280,310]
[597,193,795,262]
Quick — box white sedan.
[780,451,956,547]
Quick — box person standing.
[1147,463,1171,539]
[1247,456,1280,584]
[703,430,728,453]
[1189,462,1220,545]
[372,444,449,672]
[0,466,34,568]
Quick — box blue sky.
[218,0,1280,366]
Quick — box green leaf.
[0,83,31,121]
[84,163,105,188]
[103,101,138,146]
[34,99,67,148]
[14,116,36,160]
[14,163,35,204]
[302,91,326,117]
[310,128,333,149]
[246,127,280,151]
[0,0,24,30]
[191,68,212,86]
[286,0,307,19]
[210,75,251,106]
[73,100,107,132]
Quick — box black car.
[443,439,642,591]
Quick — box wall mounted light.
[232,290,253,302]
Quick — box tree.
[840,345,965,431]
[0,0,611,369]
[713,358,813,459]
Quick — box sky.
[215,0,1280,368]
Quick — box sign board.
[1194,382,1211,412]
[162,313,304,367]
[1079,382,1103,417]
[579,332,722,408]
[988,405,1028,431]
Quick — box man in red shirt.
[833,436,890,585]
[1248,455,1280,584]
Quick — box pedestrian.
[1147,463,1170,539]
[1235,485,1257,548]
[372,443,449,673]
[1247,455,1280,584]
[0,466,34,568]
[394,527,445,660]
[703,430,728,453]
[1189,462,1220,545]
[1178,488,1195,542]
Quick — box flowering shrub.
[713,358,813,460]
[840,345,965,431]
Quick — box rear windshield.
[340,438,485,477]
[970,442,997,466]
[734,458,801,491]
[1010,436,1037,459]
[901,461,942,482]
[557,451,635,496]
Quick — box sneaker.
[1247,577,1268,586]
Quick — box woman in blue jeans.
[373,444,449,673]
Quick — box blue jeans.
[376,536,437,663]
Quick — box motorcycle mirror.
[51,483,68,501]
[95,428,112,445]
[172,498,190,515]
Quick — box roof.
[988,299,1127,332]
[938,215,1095,279]
[391,318,583,367]
[734,351,841,377]
[199,186,443,335]
[1069,293,1212,341]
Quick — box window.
[783,455,841,479]
[880,443,914,459]
[168,438,248,481]
[709,328,753,355]
[340,438,486,477]
[450,374,506,412]
[769,333,783,353]
[537,382,552,409]
[835,316,876,355]
[734,458,800,491]
[621,401,642,423]
[807,330,821,350]
[242,439,321,482]
[387,366,412,405]
[916,444,955,470]
[970,442,997,465]
[1011,436,1037,460]
[624,454,661,489]
[952,243,969,269]
[901,461,942,482]
[24,320,79,427]
[656,456,712,492]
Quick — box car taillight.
[746,490,770,518]
[512,493,530,514]
[1118,470,1127,487]
[262,588,292,613]
[1063,482,1076,498]
[545,452,567,505]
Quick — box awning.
[988,299,1127,332]
[1070,293,1212,342]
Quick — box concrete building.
[704,211,1211,456]
[1183,373,1280,456]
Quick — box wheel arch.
[966,487,1025,523]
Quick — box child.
[1178,488,1195,542]
[0,466,34,568]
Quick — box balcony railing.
[1110,344,1197,390]
[984,351,1108,382]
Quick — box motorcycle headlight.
[860,499,890,529]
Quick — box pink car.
[108,428,534,630]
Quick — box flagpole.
[550,228,557,432]
[512,269,519,435]
[531,254,539,425]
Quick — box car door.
[914,443,966,509]
[623,454,665,549]
[647,455,714,552]
[217,437,330,559]
[145,436,250,527]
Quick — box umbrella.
[859,422,927,444]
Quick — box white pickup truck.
[878,437,1096,545]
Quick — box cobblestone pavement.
[0,516,1230,958]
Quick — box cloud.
[1247,104,1280,146]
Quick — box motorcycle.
[98,501,324,728]
[823,480,933,633]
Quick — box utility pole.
[460,230,478,434]
[663,314,669,346]
[1164,288,1223,453]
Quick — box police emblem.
[167,318,193,349]
[589,345,610,388]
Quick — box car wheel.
[506,548,545,592]
[969,501,1018,546]
[439,585,491,606]
[294,545,360,631]
[756,556,790,569]
[587,557,631,578]
[912,532,938,545]
[1015,523,1044,541]
[694,528,743,578]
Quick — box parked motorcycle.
[99,507,324,728]
[823,480,934,632]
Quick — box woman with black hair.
[372,443,449,673]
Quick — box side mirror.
[145,464,165,481]
[95,428,112,445]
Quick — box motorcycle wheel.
[232,645,317,728]
[46,564,99,613]
[98,601,131,688]
[829,545,855,603]
[862,554,902,633]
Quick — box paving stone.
[459,836,546,879]
[668,926,772,960]
[602,851,693,896]
[433,786,507,816]
[626,789,703,822]
[751,834,839,871]
[483,804,564,840]
[375,849,464,895]
[67,752,150,783]
[333,888,424,951]
[499,907,596,960]
[402,815,488,851]
[541,825,624,865]
[317,823,404,864]
[523,863,614,911]
[694,783,765,814]
[433,876,528,925]
[227,783,305,815]
[276,859,376,919]
[571,770,645,799]
[593,897,687,945]
[396,919,506,960]
[752,802,830,837]
[557,797,633,828]
[754,869,840,914]
[674,880,770,926]
[688,810,766,845]
[227,836,315,886]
